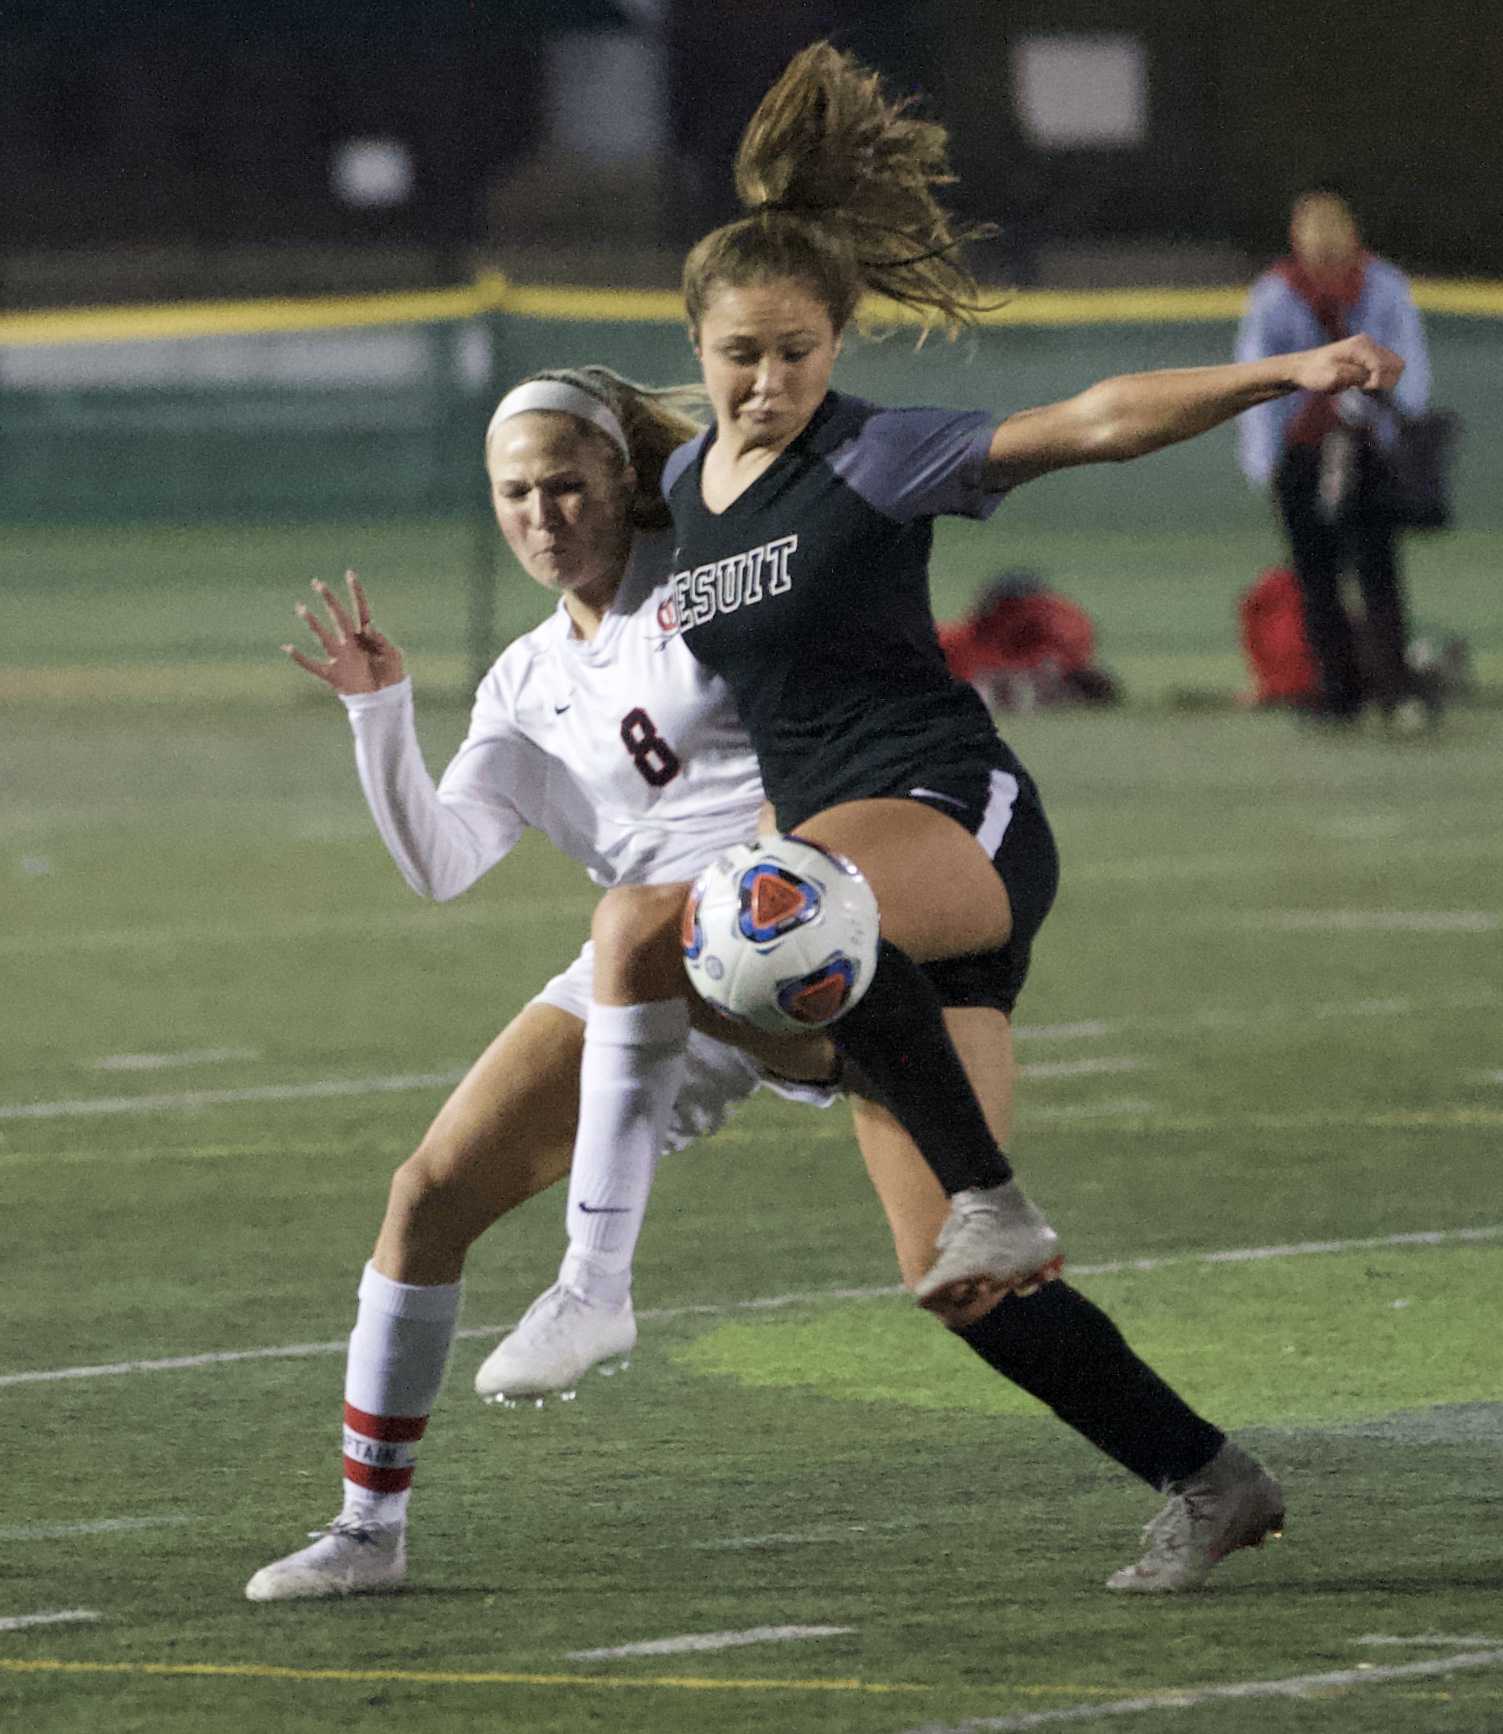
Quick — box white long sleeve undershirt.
[341,679,523,901]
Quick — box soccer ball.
[680,835,880,1035]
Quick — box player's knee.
[591,883,687,999]
[386,1147,448,1224]
[384,1147,490,1252]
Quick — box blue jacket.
[1234,256,1430,487]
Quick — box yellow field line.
[2,276,1499,345]
[0,1656,925,1694]
[0,1658,1138,1698]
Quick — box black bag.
[1380,406,1460,532]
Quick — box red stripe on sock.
[343,1402,429,1443]
[342,1457,415,1494]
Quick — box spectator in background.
[1236,192,1435,730]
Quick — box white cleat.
[1106,1442,1285,1593]
[244,1515,406,1602]
[474,1283,636,1404]
[912,1180,1064,1312]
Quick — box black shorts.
[905,764,1059,1016]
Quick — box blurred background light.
[330,138,415,210]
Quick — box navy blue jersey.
[664,389,1026,828]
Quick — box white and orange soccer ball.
[680,835,880,1035]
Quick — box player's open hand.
[283,571,405,694]
[1293,334,1405,397]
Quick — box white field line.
[691,1532,872,1552]
[1018,999,1429,1043]
[0,900,593,958]
[3,987,1494,1135]
[1180,986,1498,1030]
[6,836,1498,955]
[690,1519,923,1551]
[1020,1098,1157,1122]
[3,1223,1499,1392]
[0,1060,1139,1125]
[1018,1057,1144,1081]
[1254,910,1500,934]
[1318,814,1407,839]
[1107,1106,1503,1134]
[8,1097,1500,1158]
[94,1048,259,1072]
[0,1515,191,1541]
[0,1070,465,1122]
[901,1649,1503,1734]
[1357,1633,1503,1648]
[0,1610,101,1633]
[16,1092,1501,1143]
[565,1625,853,1660]
[1071,835,1500,887]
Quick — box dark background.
[4,0,1500,304]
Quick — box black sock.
[832,939,1011,1195]
[957,1282,1225,1489]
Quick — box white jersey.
[342,530,764,898]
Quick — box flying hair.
[683,41,999,340]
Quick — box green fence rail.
[3,279,1500,533]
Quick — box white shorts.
[530,941,840,1155]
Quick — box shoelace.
[1140,1495,1193,1552]
[520,1285,605,1329]
[522,1290,591,1337]
[1142,1485,1223,1554]
[939,1194,1003,1241]
[309,1515,380,1545]
[518,1287,625,1337]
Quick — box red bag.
[938,589,1097,685]
[1239,567,1319,705]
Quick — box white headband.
[485,380,630,459]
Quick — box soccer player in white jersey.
[246,367,838,1601]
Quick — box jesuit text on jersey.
[670,535,798,629]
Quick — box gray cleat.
[1107,1442,1285,1593]
[913,1180,1063,1311]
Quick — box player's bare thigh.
[853,1006,1016,1323]
[792,798,1012,961]
[373,1002,586,1284]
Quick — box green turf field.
[3,513,1501,1733]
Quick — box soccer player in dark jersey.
[563,41,1402,1589]
[665,42,1397,1295]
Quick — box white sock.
[559,998,691,1311]
[341,1261,462,1526]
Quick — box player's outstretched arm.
[283,570,405,694]
[983,334,1404,491]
